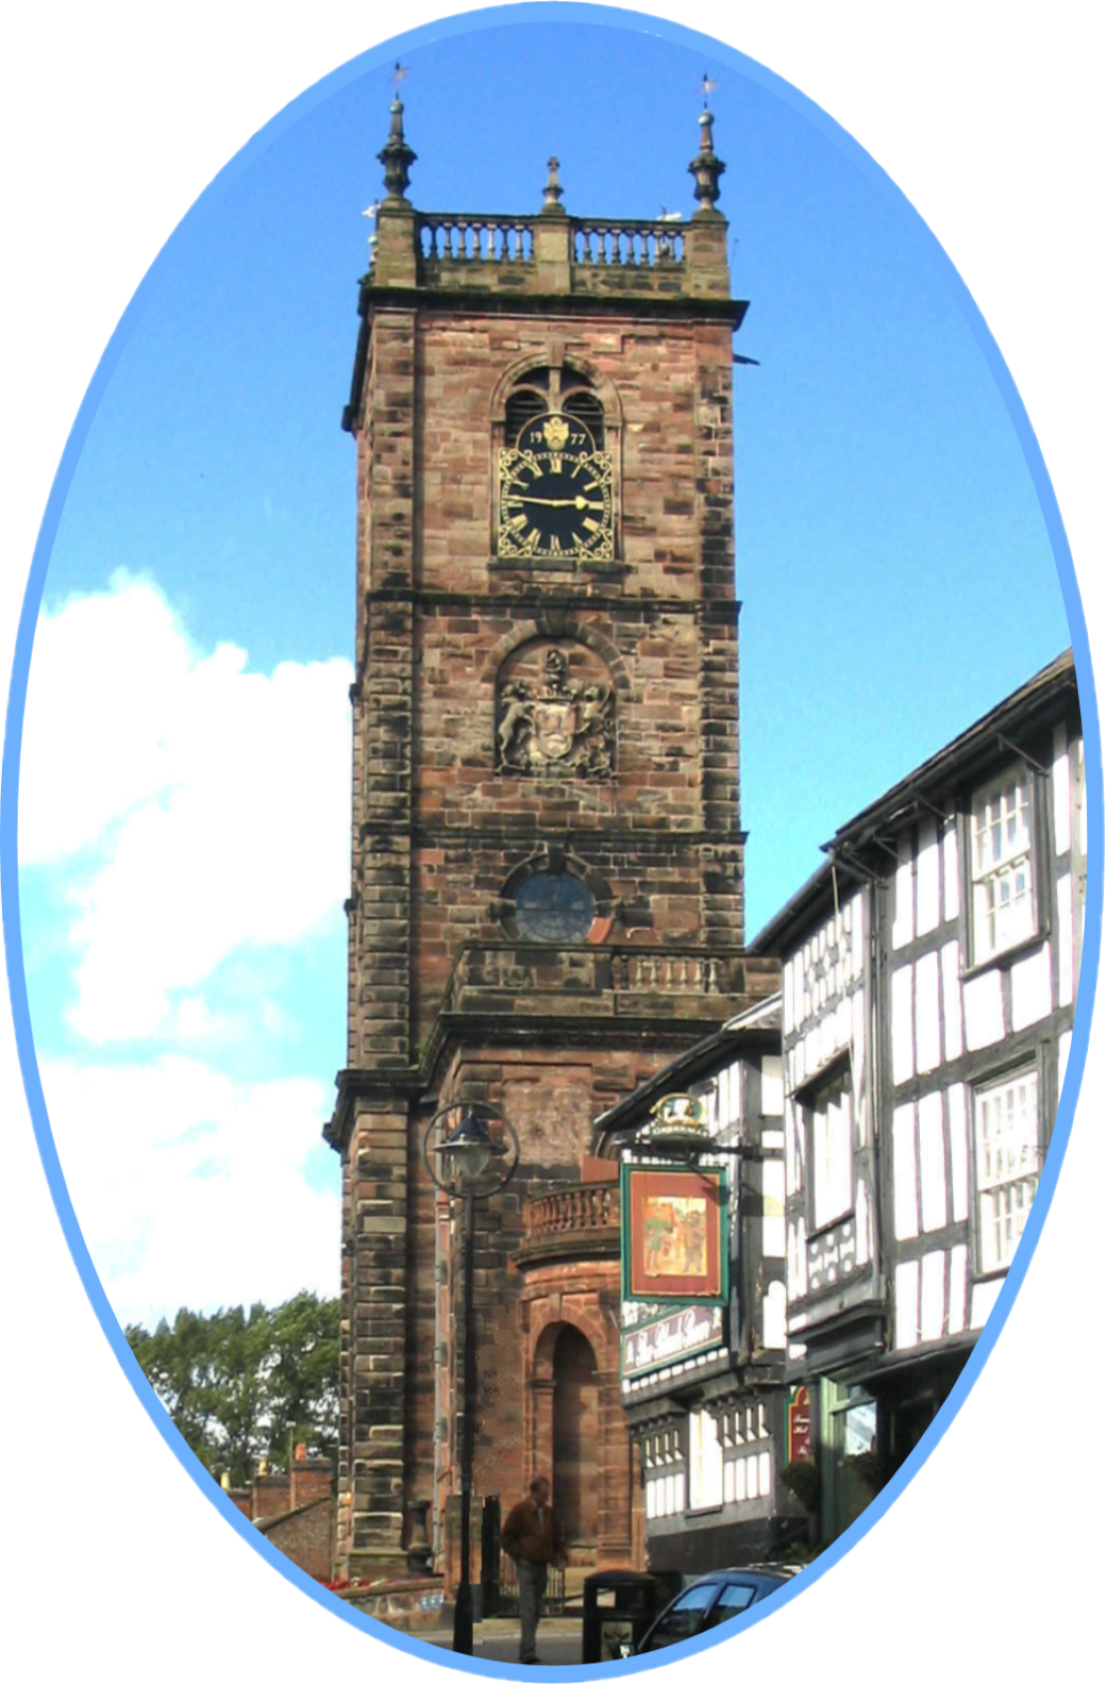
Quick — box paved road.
[420,1617,585,1665]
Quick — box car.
[631,1565,801,1654]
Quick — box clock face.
[515,872,595,942]
[498,413,614,560]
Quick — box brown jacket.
[501,1496,565,1566]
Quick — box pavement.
[419,1617,586,1665]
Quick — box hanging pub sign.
[620,1162,729,1304]
[621,1303,726,1380]
[788,1385,813,1463]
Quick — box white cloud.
[20,571,353,1041]
[41,1054,341,1328]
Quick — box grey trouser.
[517,1559,548,1661]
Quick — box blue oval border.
[2,5,1101,1676]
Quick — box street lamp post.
[423,1102,519,1656]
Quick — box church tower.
[326,92,777,1582]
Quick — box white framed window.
[970,770,1036,963]
[809,1066,853,1230]
[974,1066,1040,1273]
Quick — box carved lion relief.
[496,640,615,778]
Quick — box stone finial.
[689,106,726,212]
[378,86,417,203]
[541,155,566,215]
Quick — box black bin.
[582,1570,660,1663]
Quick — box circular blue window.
[514,872,595,942]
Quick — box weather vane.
[391,61,410,88]
[700,71,719,105]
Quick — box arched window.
[504,366,606,449]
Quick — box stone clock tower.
[326,94,777,1582]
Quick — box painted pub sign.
[788,1385,813,1463]
[620,1163,729,1304]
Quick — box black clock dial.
[498,413,613,560]
[515,872,595,942]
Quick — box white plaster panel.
[895,1259,920,1350]
[915,950,941,1074]
[962,969,1005,1050]
[942,821,960,923]
[1053,724,1071,854]
[918,1090,948,1232]
[1058,1030,1072,1110]
[892,964,915,1084]
[762,1056,783,1116]
[1079,739,1087,855]
[892,1103,919,1240]
[947,1083,969,1223]
[763,1281,786,1349]
[784,1100,798,1197]
[971,1277,1004,1330]
[948,1244,968,1336]
[855,1177,870,1266]
[916,818,940,935]
[920,1250,946,1342]
[1057,871,1074,1008]
[762,1160,786,1258]
[804,1027,819,1079]
[851,987,866,1107]
[892,835,914,950]
[1011,942,1052,1031]
[940,938,963,1061]
[783,959,794,1035]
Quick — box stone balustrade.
[413,213,685,270]
[523,1181,620,1241]
[417,214,536,264]
[439,943,770,1020]
[571,219,685,268]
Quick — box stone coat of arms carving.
[496,644,615,778]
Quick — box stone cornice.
[360,585,742,620]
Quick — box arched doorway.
[551,1325,598,1544]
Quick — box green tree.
[125,1294,339,1489]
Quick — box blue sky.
[17,17,1071,1328]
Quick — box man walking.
[501,1475,567,1664]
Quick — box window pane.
[971,771,1034,961]
[974,1069,1039,1270]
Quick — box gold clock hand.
[508,495,579,508]
[506,495,607,510]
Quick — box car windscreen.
[703,1581,761,1627]
[639,1583,720,1650]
